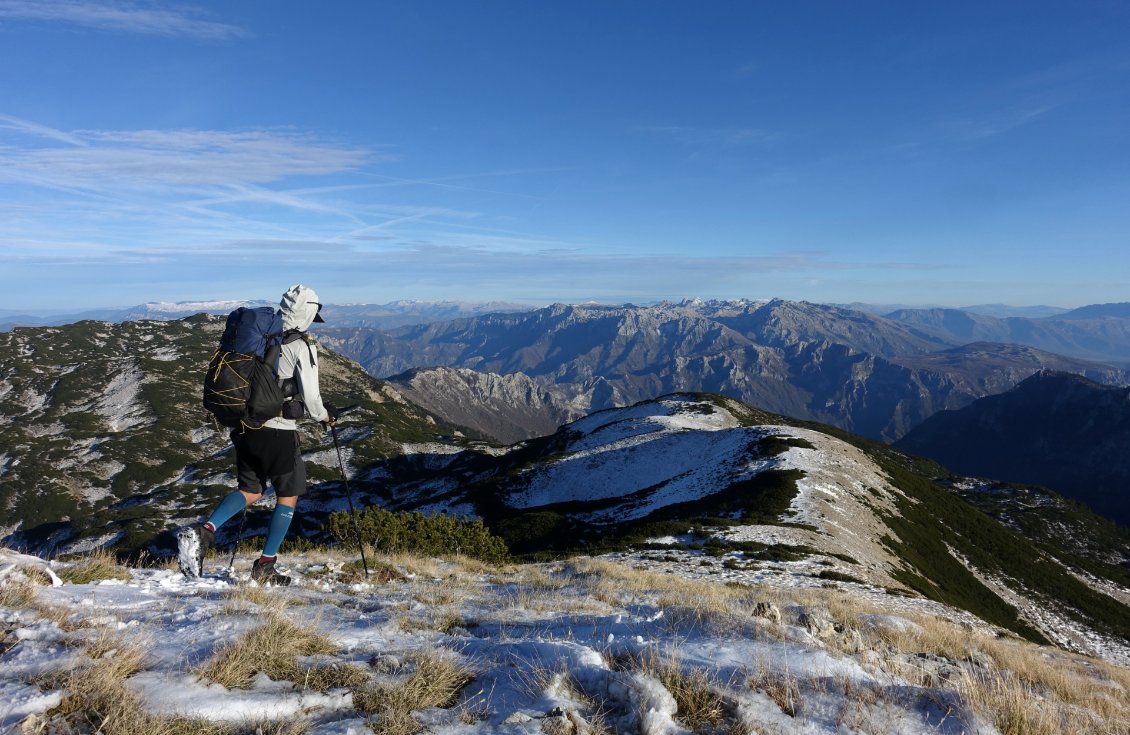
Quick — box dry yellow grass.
[397,607,467,635]
[56,547,132,584]
[372,549,442,578]
[37,628,240,735]
[570,556,1130,734]
[23,594,85,633]
[222,583,288,614]
[2,559,56,587]
[564,556,754,617]
[447,553,511,576]
[13,547,1128,735]
[299,661,372,692]
[0,577,40,609]
[196,612,336,688]
[746,657,802,718]
[967,638,1130,733]
[353,648,476,734]
[613,644,729,731]
[507,652,613,734]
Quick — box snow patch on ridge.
[508,395,763,519]
[511,425,771,519]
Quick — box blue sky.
[1,1,1128,311]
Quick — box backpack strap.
[282,329,316,367]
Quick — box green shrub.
[493,511,571,553]
[324,507,509,564]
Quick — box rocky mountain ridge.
[386,366,587,444]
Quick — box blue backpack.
[202,307,287,429]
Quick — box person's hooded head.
[279,284,325,332]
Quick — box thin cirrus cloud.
[0,114,388,260]
[0,0,245,39]
[0,118,373,189]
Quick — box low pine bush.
[324,508,509,565]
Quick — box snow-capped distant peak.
[141,300,261,313]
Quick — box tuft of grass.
[612,645,728,731]
[509,656,612,735]
[956,668,1070,735]
[56,548,132,584]
[196,612,336,689]
[39,628,238,735]
[0,577,41,609]
[299,661,372,692]
[352,648,476,734]
[398,609,467,635]
[222,584,286,615]
[970,639,1130,733]
[747,659,802,718]
[338,556,411,585]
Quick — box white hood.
[279,284,323,332]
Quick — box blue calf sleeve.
[207,490,250,530]
[262,504,296,558]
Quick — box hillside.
[386,366,587,444]
[318,300,1130,441]
[0,315,468,555]
[896,371,1130,526]
[885,304,1130,367]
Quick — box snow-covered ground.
[3,547,1128,734]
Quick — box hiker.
[179,284,337,585]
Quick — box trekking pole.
[330,423,370,578]
[229,506,248,571]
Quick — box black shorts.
[232,428,306,498]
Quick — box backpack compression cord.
[205,351,255,413]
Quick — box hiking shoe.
[176,525,214,580]
[251,557,291,586]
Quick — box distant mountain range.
[319,299,1130,442]
[0,299,536,332]
[897,371,1130,526]
[0,300,274,330]
[840,302,1070,319]
[884,303,1130,366]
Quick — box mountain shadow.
[896,371,1130,527]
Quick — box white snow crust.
[0,550,1017,734]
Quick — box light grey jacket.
[262,285,330,429]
